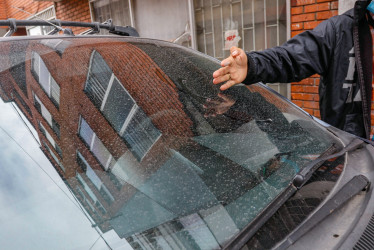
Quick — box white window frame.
[31,52,61,106]
[78,116,114,171]
[26,5,56,36]
[85,50,161,161]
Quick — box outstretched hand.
[213,46,248,91]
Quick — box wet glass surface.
[0,37,341,249]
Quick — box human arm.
[213,18,337,89]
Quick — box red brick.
[331,1,338,9]
[291,85,304,92]
[304,3,330,13]
[304,86,319,93]
[314,109,321,118]
[304,101,319,109]
[316,10,338,20]
[293,100,304,107]
[304,20,322,29]
[291,0,315,7]
[292,30,304,37]
[292,6,304,15]
[292,22,303,31]
[291,93,315,101]
[292,13,316,22]
[303,108,314,115]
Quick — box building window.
[43,141,65,172]
[194,0,289,98]
[76,172,107,214]
[39,122,62,159]
[33,93,60,138]
[84,51,161,161]
[77,151,115,205]
[31,52,60,107]
[13,91,32,116]
[90,0,132,31]
[194,0,287,59]
[78,117,116,171]
[26,6,56,36]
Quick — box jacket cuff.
[242,52,261,85]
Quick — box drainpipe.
[188,0,197,50]
[128,0,135,28]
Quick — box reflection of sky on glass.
[0,99,132,249]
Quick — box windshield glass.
[0,37,340,249]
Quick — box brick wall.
[290,0,339,118]
[0,0,7,20]
[3,0,91,34]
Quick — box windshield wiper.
[274,174,369,250]
[223,138,366,250]
[292,138,364,189]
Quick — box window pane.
[102,78,135,132]
[85,51,112,107]
[124,108,161,160]
[39,58,50,95]
[91,136,112,170]
[41,102,52,126]
[79,118,94,146]
[51,76,60,106]
[76,173,98,203]
[31,52,40,82]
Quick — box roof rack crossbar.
[4,18,17,37]
[0,19,139,37]
[47,19,63,35]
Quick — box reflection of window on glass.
[84,51,161,161]
[31,52,60,107]
[76,172,107,214]
[39,122,62,159]
[77,151,115,205]
[42,141,65,172]
[13,91,32,116]
[76,187,97,214]
[33,93,60,138]
[79,117,116,171]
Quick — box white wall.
[339,0,356,14]
[133,0,189,41]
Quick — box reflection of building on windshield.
[79,116,116,171]
[84,50,161,161]
[0,38,320,249]
[33,93,60,138]
[0,39,197,240]
[31,52,60,107]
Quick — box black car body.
[0,34,373,250]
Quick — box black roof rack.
[0,19,139,37]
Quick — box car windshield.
[0,37,340,249]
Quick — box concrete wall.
[339,0,356,14]
[133,0,189,41]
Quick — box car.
[0,20,373,250]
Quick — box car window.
[0,37,341,249]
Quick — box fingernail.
[232,50,238,56]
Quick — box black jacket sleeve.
[242,18,337,85]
